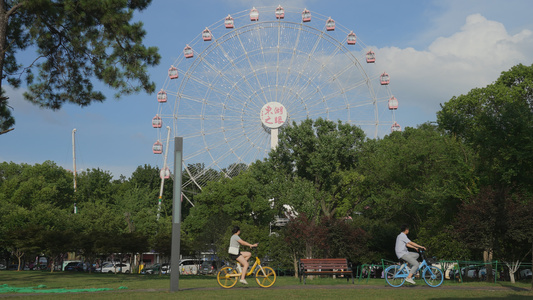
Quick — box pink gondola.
[250,7,259,21]
[202,28,212,41]
[152,115,162,128]
[184,45,193,58]
[157,90,167,103]
[380,72,390,85]
[153,141,163,154]
[225,15,234,28]
[388,96,398,110]
[275,5,285,19]
[391,122,401,132]
[302,9,311,22]
[168,66,178,79]
[326,17,335,31]
[160,167,170,179]
[366,50,376,63]
[347,31,357,45]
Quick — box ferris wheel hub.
[260,102,288,129]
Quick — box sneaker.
[240,279,248,285]
[405,277,416,285]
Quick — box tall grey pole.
[72,128,77,214]
[170,137,183,292]
[72,128,77,193]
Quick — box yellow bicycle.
[216,249,277,288]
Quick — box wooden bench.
[299,258,354,284]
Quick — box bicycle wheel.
[255,266,277,288]
[384,265,406,287]
[217,266,238,288]
[423,266,444,287]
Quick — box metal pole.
[157,126,171,220]
[72,128,77,214]
[170,137,183,292]
[72,128,77,193]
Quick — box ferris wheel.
[152,6,400,192]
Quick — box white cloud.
[377,13,533,114]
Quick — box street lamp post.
[170,137,183,292]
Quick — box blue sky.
[1,0,533,179]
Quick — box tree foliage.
[268,118,367,218]
[0,0,160,132]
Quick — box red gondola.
[302,9,311,22]
[184,45,193,58]
[153,141,163,154]
[202,28,212,41]
[157,90,167,103]
[347,31,357,45]
[380,72,390,85]
[168,66,178,79]
[152,115,162,128]
[275,5,285,19]
[225,15,234,28]
[388,96,398,110]
[366,50,376,63]
[391,122,401,132]
[250,7,259,21]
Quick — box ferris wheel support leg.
[157,126,172,221]
[271,128,279,150]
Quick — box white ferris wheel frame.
[154,6,398,191]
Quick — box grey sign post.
[170,137,183,292]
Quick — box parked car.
[99,262,131,274]
[179,259,203,275]
[161,263,170,274]
[141,263,158,275]
[199,261,218,275]
[64,262,84,272]
[520,269,532,279]
[0,264,6,270]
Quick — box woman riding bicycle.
[228,226,258,285]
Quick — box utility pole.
[72,128,77,214]
[170,137,183,292]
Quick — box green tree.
[438,64,533,283]
[75,168,116,205]
[438,64,533,188]
[268,118,366,218]
[0,0,160,133]
[0,161,74,209]
[354,125,476,260]
[182,168,275,257]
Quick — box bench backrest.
[300,258,350,270]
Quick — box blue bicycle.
[384,250,443,287]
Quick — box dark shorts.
[229,252,241,260]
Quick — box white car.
[99,262,131,274]
[520,269,532,279]
[179,259,203,275]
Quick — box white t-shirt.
[395,232,411,259]
[228,234,241,255]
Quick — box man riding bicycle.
[395,224,426,285]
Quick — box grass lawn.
[1,270,532,299]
